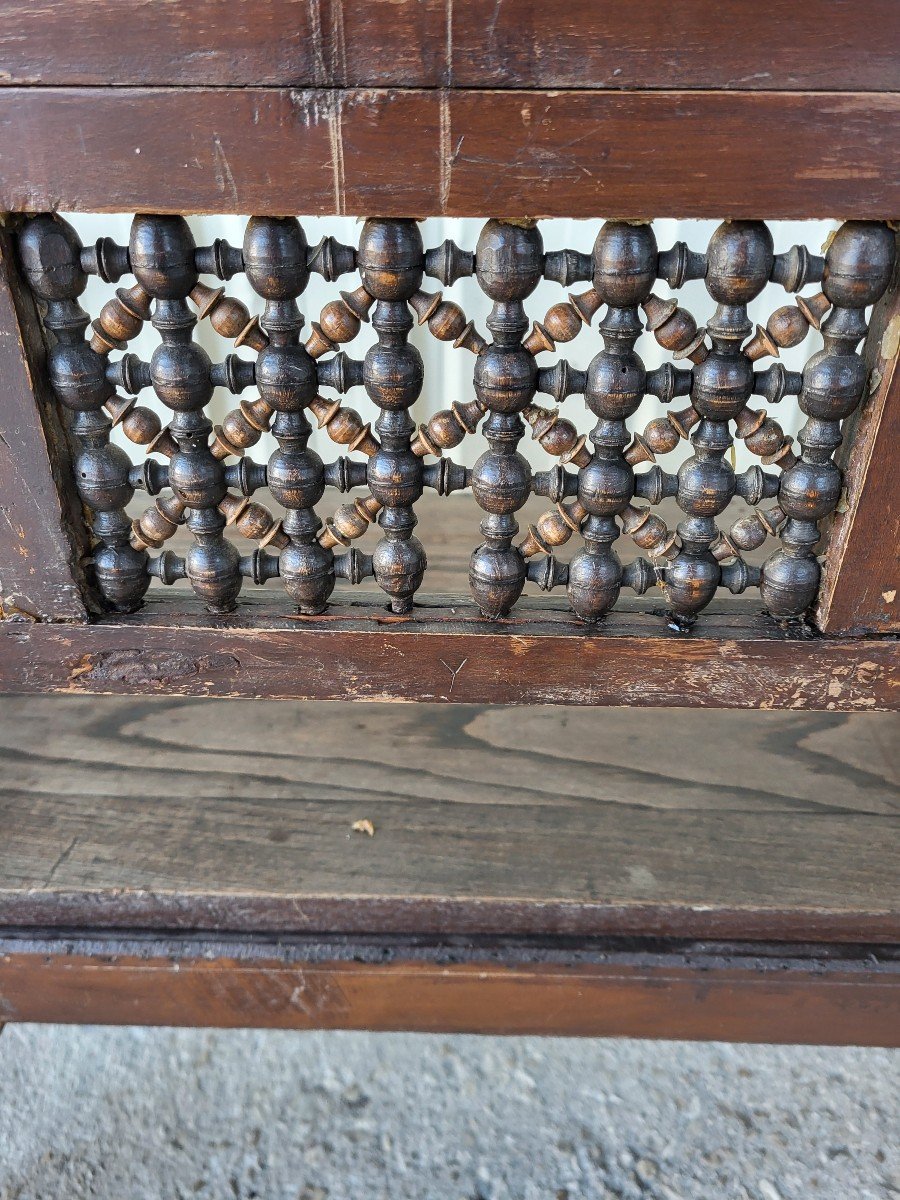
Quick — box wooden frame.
[2,934,896,1046]
[0,0,897,1041]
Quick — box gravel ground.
[0,1027,896,1199]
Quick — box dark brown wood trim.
[1,0,896,92]
[0,222,92,621]
[0,597,896,708]
[1,935,896,1044]
[816,233,900,635]
[1,88,898,219]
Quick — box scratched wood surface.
[1,0,897,91]
[1,695,897,942]
[0,225,92,620]
[1,87,897,218]
[2,942,897,1044]
[1,599,896,709]
[816,234,900,635]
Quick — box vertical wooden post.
[0,220,94,621]
[815,236,900,635]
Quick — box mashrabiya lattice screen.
[17,214,895,628]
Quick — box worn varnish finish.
[1,0,897,91]
[0,602,896,708]
[0,0,898,1045]
[0,694,896,1040]
[0,224,92,621]
[817,233,900,635]
[1,696,897,942]
[20,213,895,632]
[2,89,899,218]
[1,940,897,1046]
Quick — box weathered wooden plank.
[816,233,900,634]
[0,696,896,942]
[1,938,896,1045]
[0,599,895,707]
[1,88,898,218]
[0,223,92,620]
[0,0,896,92]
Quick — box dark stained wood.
[1,938,897,1045]
[0,595,896,708]
[0,0,897,92]
[816,233,900,635]
[1,88,898,219]
[0,224,92,621]
[0,696,897,942]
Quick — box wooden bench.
[0,0,897,1044]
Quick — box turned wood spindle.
[733,405,797,468]
[104,394,163,446]
[520,499,587,558]
[90,283,153,354]
[130,494,186,551]
[319,494,382,550]
[522,404,591,467]
[743,292,831,361]
[522,287,603,354]
[305,286,375,359]
[624,405,699,466]
[308,394,379,457]
[620,504,679,561]
[641,294,708,364]
[411,397,485,457]
[409,289,486,354]
[189,282,268,351]
[219,493,288,550]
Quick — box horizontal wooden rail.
[1,0,897,91]
[1,934,897,1045]
[0,598,895,708]
[1,88,898,218]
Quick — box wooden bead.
[306,285,375,358]
[734,405,797,466]
[625,421,676,466]
[409,289,486,354]
[219,494,288,550]
[743,302,818,361]
[641,294,708,363]
[522,404,590,467]
[90,283,152,354]
[190,282,268,351]
[523,299,585,355]
[210,398,273,459]
[411,398,485,456]
[308,395,378,457]
[620,504,679,560]
[319,495,382,549]
[130,494,186,550]
[105,394,162,446]
[519,499,587,557]
[767,304,811,349]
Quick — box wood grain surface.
[1,88,898,218]
[1,595,896,708]
[1,0,896,91]
[2,940,897,1045]
[0,225,93,621]
[1,695,897,942]
[816,233,900,635]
